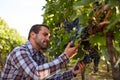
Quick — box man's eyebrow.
[43,32,50,36]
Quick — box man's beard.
[36,40,48,49]
[34,35,49,50]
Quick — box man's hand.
[64,41,79,58]
[72,61,86,75]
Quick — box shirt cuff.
[69,70,77,78]
[59,52,70,64]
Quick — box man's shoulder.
[9,44,31,59]
[15,44,26,49]
[12,44,28,53]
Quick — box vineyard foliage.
[43,0,120,60]
[0,17,26,68]
[43,0,120,79]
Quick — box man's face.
[34,26,50,49]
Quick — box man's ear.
[30,32,36,38]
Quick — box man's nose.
[46,36,50,41]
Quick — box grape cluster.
[82,54,92,64]
[74,48,100,73]
[80,26,90,40]
[64,18,80,33]
[74,53,91,71]
[89,48,100,73]
[94,1,100,6]
[81,41,90,50]
[64,18,81,47]
[64,18,100,73]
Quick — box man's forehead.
[40,26,50,35]
[41,26,49,31]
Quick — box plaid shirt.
[1,41,75,80]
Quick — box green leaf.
[107,14,120,31]
[90,33,106,46]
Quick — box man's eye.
[43,33,48,36]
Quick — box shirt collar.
[26,40,39,56]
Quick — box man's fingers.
[77,62,86,72]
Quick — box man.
[1,24,86,80]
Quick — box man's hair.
[28,24,49,40]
